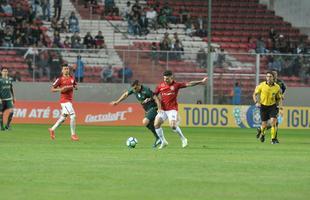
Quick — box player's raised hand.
[110,101,118,106]
[201,77,208,83]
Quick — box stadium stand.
[104,0,308,98]
[0,0,51,81]
[1,0,309,100]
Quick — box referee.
[253,71,283,144]
[256,70,286,143]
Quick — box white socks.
[70,115,76,135]
[155,128,167,143]
[51,115,76,136]
[156,127,186,142]
[51,116,66,131]
[173,126,186,141]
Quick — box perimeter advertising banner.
[10,101,310,129]
[11,101,145,126]
[178,104,310,129]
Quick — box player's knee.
[154,122,161,129]
[59,115,66,122]
[142,119,149,126]
[70,114,76,120]
[154,118,161,128]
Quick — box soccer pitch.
[0,125,309,200]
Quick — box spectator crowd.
[0,0,309,84]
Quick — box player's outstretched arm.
[186,77,207,87]
[110,91,129,105]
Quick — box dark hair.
[271,70,278,79]
[163,70,173,76]
[266,71,274,77]
[131,80,140,86]
[62,63,69,67]
[1,67,8,71]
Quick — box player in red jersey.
[48,64,79,141]
[154,70,207,149]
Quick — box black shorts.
[1,100,14,112]
[260,104,278,122]
[275,107,279,116]
[145,107,158,122]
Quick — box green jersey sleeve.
[144,86,154,98]
[127,87,134,96]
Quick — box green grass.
[0,124,309,200]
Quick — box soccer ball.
[126,137,138,148]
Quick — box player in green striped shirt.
[0,67,15,131]
[111,80,161,148]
